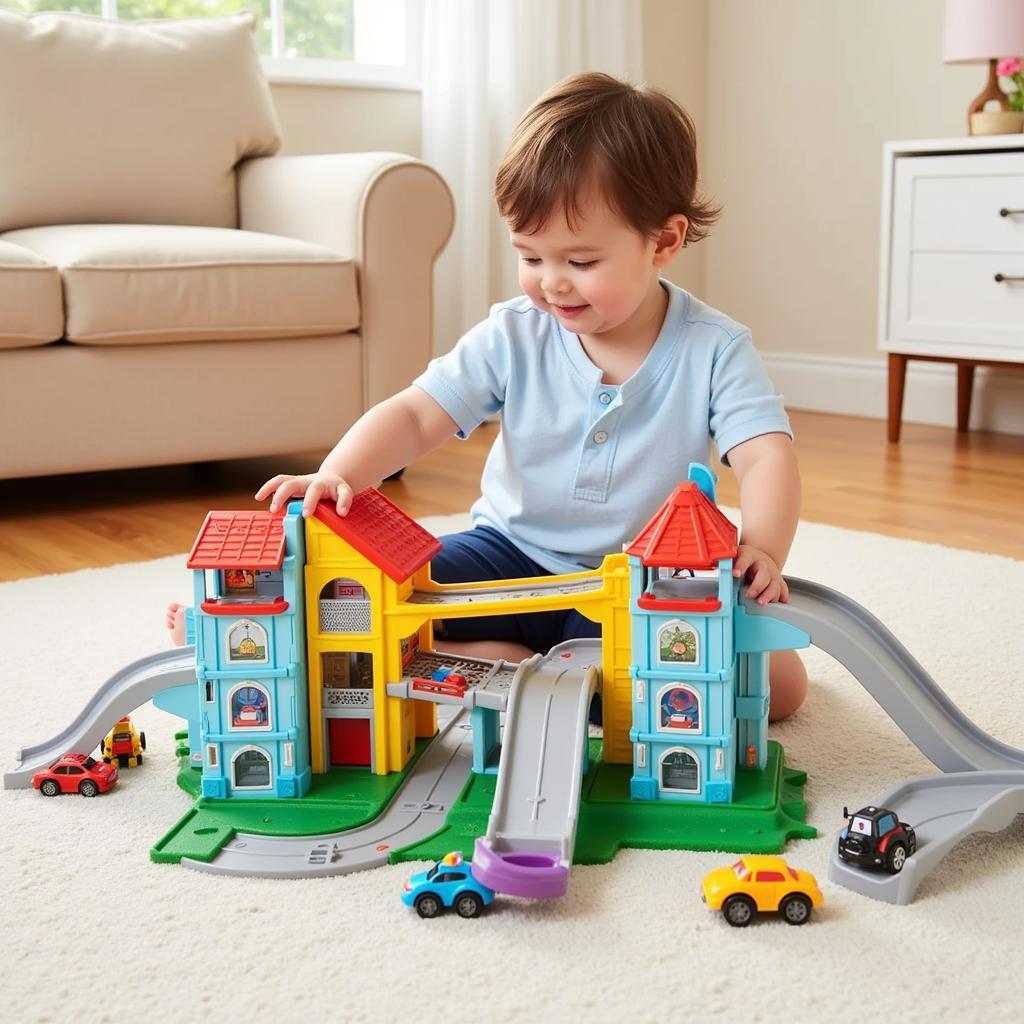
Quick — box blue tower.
[186,508,312,799]
[627,467,748,803]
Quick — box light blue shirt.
[413,280,791,576]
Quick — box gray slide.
[5,647,196,789]
[746,579,1024,774]
[470,639,600,899]
[746,579,1024,903]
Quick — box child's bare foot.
[166,602,187,647]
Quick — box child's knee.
[768,649,807,721]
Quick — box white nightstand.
[879,135,1024,441]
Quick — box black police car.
[838,805,917,874]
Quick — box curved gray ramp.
[828,771,1024,904]
[182,707,473,878]
[5,647,197,789]
[481,640,599,868]
[746,579,1024,773]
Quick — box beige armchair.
[0,11,453,479]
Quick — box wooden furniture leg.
[957,362,976,433]
[887,353,908,443]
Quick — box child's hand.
[254,471,354,518]
[733,545,789,605]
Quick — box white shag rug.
[2,512,1023,1024]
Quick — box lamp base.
[967,58,1009,134]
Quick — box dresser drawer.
[888,150,1024,358]
[897,152,1024,253]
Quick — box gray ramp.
[471,640,599,898]
[5,647,197,789]
[828,771,1024,904]
[746,578,1024,773]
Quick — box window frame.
[95,0,422,91]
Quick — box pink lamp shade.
[943,0,1024,63]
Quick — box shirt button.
[598,391,612,405]
[593,430,608,444]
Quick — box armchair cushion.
[0,240,63,350]
[0,11,281,233]
[3,224,358,346]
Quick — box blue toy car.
[401,851,496,918]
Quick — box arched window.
[656,619,699,665]
[319,578,371,633]
[656,684,701,732]
[228,682,272,729]
[227,619,268,664]
[232,747,272,789]
[660,748,700,793]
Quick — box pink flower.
[997,56,1023,77]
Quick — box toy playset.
[8,464,1024,913]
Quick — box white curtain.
[422,0,644,355]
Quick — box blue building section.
[626,463,779,804]
[190,508,312,799]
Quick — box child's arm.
[724,433,801,605]
[255,387,459,517]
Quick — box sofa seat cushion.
[1,224,359,346]
[0,240,63,350]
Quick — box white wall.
[268,1,1024,433]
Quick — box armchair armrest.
[237,152,453,406]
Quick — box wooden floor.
[1,409,1021,582]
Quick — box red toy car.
[33,753,119,797]
[411,667,468,698]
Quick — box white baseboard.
[762,351,1024,436]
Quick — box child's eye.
[569,260,598,270]
[520,257,541,265]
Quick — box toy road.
[181,706,474,879]
[3,647,196,789]
[471,639,599,899]
[829,772,1024,904]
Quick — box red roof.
[187,511,287,570]
[313,487,442,583]
[625,482,737,569]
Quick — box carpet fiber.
[3,512,1023,1023]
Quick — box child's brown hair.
[495,72,719,246]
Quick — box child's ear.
[653,214,688,267]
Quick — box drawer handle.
[999,208,1024,217]
[994,273,1024,283]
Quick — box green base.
[150,735,434,864]
[390,739,814,866]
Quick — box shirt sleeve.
[708,331,792,465]
[412,310,512,439]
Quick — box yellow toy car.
[701,855,823,927]
[100,715,146,768]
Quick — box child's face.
[509,184,683,339]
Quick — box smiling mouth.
[553,303,588,313]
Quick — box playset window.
[227,620,269,664]
[321,651,374,689]
[660,748,700,793]
[656,620,700,665]
[657,684,701,733]
[228,683,272,729]
[213,569,284,605]
[232,747,271,789]
[319,578,372,633]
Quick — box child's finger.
[733,551,752,577]
[336,483,354,516]
[778,577,790,604]
[745,563,771,599]
[269,478,304,512]
[255,475,289,501]
[301,480,326,518]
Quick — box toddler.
[254,72,806,719]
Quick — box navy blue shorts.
[430,525,602,655]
